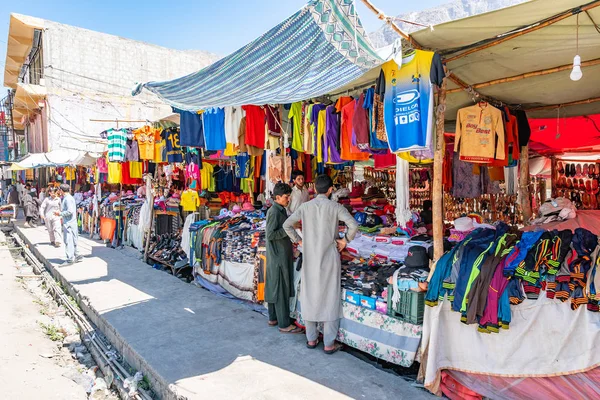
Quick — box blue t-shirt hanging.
[235,152,250,178]
[364,87,388,150]
[161,128,183,163]
[174,107,205,148]
[203,107,226,151]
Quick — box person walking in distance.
[22,184,41,227]
[39,187,63,247]
[283,175,359,354]
[54,184,81,266]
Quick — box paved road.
[16,223,434,400]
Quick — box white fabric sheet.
[195,261,255,302]
[421,294,600,395]
[395,157,411,228]
[181,213,196,259]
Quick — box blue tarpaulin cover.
[133,0,383,111]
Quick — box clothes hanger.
[392,38,403,65]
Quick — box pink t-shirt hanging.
[97,157,108,173]
[186,163,200,181]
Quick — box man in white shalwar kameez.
[283,175,359,354]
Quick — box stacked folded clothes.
[341,260,398,298]
[346,234,418,263]
[165,194,180,213]
[223,230,257,264]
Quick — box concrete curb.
[14,226,178,400]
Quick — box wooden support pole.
[446,72,498,106]
[526,96,600,112]
[550,156,558,198]
[519,146,532,223]
[433,78,447,260]
[447,58,600,94]
[443,1,600,63]
[143,208,155,263]
[359,0,423,49]
[143,174,156,263]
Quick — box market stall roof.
[11,150,100,169]
[407,0,600,119]
[528,114,600,155]
[132,0,384,111]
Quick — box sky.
[0,0,448,89]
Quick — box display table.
[338,302,422,367]
[195,260,258,302]
[421,296,600,395]
[294,299,422,367]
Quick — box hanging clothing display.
[288,102,304,152]
[352,93,370,151]
[181,189,201,212]
[125,139,140,162]
[455,103,505,163]
[107,128,128,162]
[376,50,444,154]
[161,128,183,163]
[224,106,244,153]
[241,105,266,149]
[133,126,157,160]
[107,161,122,184]
[203,107,226,151]
[364,87,388,151]
[176,108,205,148]
[303,103,315,155]
[324,105,343,164]
[395,156,411,227]
[340,99,369,161]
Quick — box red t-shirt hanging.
[373,152,396,168]
[341,99,370,161]
[121,162,142,185]
[241,105,266,149]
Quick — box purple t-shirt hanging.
[325,105,343,163]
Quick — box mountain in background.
[368,0,527,48]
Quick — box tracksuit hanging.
[426,225,600,335]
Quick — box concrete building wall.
[40,19,219,152]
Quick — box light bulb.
[570,55,583,81]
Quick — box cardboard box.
[345,291,361,306]
[360,295,376,310]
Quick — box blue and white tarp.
[133,0,383,111]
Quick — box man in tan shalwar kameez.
[283,175,359,354]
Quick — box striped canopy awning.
[132,0,383,111]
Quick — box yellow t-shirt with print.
[133,126,157,160]
[180,190,200,211]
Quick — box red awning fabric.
[529,114,600,155]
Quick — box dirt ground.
[0,232,117,400]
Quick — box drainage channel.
[9,231,155,400]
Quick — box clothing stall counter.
[294,296,422,367]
